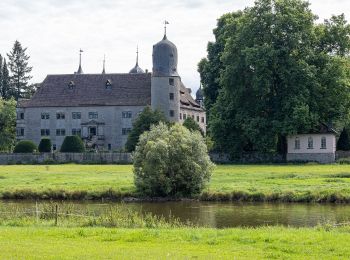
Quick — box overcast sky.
[0,0,349,93]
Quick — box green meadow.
[0,226,349,259]
[0,164,350,202]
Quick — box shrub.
[38,138,52,153]
[60,136,85,153]
[133,123,214,197]
[337,128,350,151]
[13,140,37,153]
[183,117,203,135]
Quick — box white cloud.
[0,0,348,93]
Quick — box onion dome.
[129,46,145,74]
[152,35,179,77]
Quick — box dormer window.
[106,79,112,89]
[68,81,75,89]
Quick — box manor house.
[16,31,205,151]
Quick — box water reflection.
[1,200,350,228]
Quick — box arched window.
[294,137,300,150]
[321,137,327,149]
[308,137,314,149]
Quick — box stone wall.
[0,152,132,165]
[286,153,335,164]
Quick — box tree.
[202,0,350,155]
[13,140,37,153]
[337,128,350,151]
[125,106,168,152]
[60,136,85,153]
[7,40,33,100]
[1,58,11,100]
[183,117,203,135]
[0,98,16,152]
[133,123,214,197]
[38,138,52,153]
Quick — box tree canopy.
[0,98,16,152]
[125,107,168,152]
[199,0,350,155]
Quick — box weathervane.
[164,20,169,38]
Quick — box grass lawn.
[0,164,350,201]
[0,226,349,259]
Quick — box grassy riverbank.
[0,164,350,202]
[0,226,350,259]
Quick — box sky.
[0,0,349,93]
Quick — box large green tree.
[7,41,33,100]
[0,98,16,152]
[1,58,11,100]
[201,0,350,155]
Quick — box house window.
[88,112,98,119]
[180,113,182,120]
[169,93,174,100]
[169,78,174,86]
[17,112,24,120]
[56,112,65,120]
[53,144,57,151]
[169,110,174,117]
[68,81,75,89]
[41,113,50,120]
[105,79,112,89]
[108,144,112,151]
[197,115,200,122]
[72,128,81,136]
[56,129,66,136]
[183,114,187,120]
[72,112,81,120]
[308,137,313,149]
[122,128,132,135]
[201,117,205,123]
[16,128,24,136]
[41,129,50,136]
[122,111,132,119]
[294,137,300,150]
[321,137,327,149]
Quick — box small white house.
[287,124,337,164]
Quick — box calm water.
[1,200,350,228]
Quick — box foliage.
[133,123,214,197]
[125,106,168,152]
[38,138,52,153]
[0,98,16,152]
[183,117,203,135]
[7,40,33,100]
[200,0,350,154]
[60,136,85,153]
[13,140,37,153]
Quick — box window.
[122,128,132,135]
[17,112,24,120]
[53,144,57,151]
[201,117,205,123]
[169,110,174,117]
[169,93,174,100]
[169,78,174,86]
[16,128,24,136]
[122,111,132,119]
[321,137,327,149]
[88,112,98,119]
[72,112,81,120]
[105,79,112,89]
[56,112,65,120]
[41,129,50,136]
[183,114,187,120]
[294,137,300,150]
[308,137,313,149]
[108,144,112,151]
[68,81,75,89]
[41,113,50,120]
[197,115,200,122]
[72,128,81,136]
[180,113,182,120]
[56,129,66,136]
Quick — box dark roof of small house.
[19,73,152,107]
[311,123,338,134]
[18,73,205,112]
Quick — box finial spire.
[136,46,139,66]
[163,20,169,39]
[77,49,83,74]
[102,54,106,74]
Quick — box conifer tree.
[1,58,11,100]
[7,41,32,100]
[337,128,350,151]
[0,54,3,99]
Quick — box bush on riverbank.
[133,123,214,197]
[13,140,37,153]
[60,136,85,153]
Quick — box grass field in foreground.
[1,164,350,201]
[0,226,350,259]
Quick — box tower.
[76,49,83,74]
[151,22,181,122]
[196,84,204,108]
